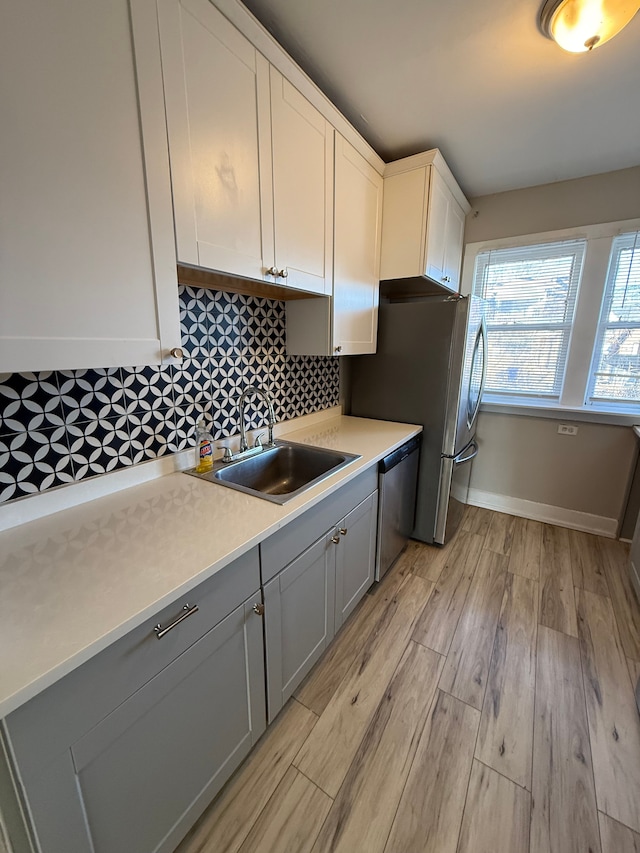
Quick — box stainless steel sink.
[186,440,361,504]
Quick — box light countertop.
[0,415,420,718]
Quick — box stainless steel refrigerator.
[350,294,487,545]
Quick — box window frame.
[472,238,586,401]
[460,217,640,425]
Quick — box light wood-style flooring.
[176,508,640,853]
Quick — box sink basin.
[187,440,361,504]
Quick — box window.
[588,231,640,409]
[472,240,585,399]
[462,219,640,421]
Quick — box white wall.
[466,166,640,535]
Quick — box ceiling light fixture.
[539,0,640,52]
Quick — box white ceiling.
[240,0,640,198]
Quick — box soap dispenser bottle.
[195,419,214,473]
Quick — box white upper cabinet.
[157,0,274,282]
[270,68,333,296]
[380,150,470,294]
[333,134,383,354]
[0,0,182,373]
[286,133,383,356]
[157,0,332,295]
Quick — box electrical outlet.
[558,423,578,436]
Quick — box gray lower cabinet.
[2,549,266,853]
[264,531,337,720]
[261,469,378,721]
[335,490,378,631]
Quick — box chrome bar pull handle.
[154,604,199,639]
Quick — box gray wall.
[465,165,640,244]
[466,166,640,532]
[472,412,637,525]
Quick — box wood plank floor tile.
[237,767,332,853]
[484,511,517,556]
[295,554,412,716]
[383,690,479,853]
[599,812,640,853]
[461,505,492,537]
[530,625,601,853]
[475,572,538,789]
[311,642,443,853]
[294,573,432,797]
[411,531,484,655]
[400,538,424,568]
[577,588,640,833]
[628,657,640,691]
[412,541,451,583]
[508,516,542,581]
[457,760,530,853]
[539,523,578,637]
[600,537,640,661]
[569,529,610,597]
[439,549,508,710]
[176,699,318,853]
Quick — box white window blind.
[472,239,586,399]
[587,231,640,408]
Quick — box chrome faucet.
[238,385,276,453]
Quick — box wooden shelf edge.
[176,264,321,301]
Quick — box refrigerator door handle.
[454,440,479,465]
[466,317,487,431]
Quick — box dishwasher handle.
[378,436,421,474]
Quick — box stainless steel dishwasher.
[376,436,421,581]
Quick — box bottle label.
[199,440,213,461]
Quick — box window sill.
[480,400,640,427]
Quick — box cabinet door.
[333,134,383,355]
[0,0,181,372]
[335,491,378,631]
[443,197,466,293]
[425,168,464,293]
[424,167,450,287]
[11,595,266,853]
[264,532,336,721]
[157,0,274,282]
[270,67,333,295]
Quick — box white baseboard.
[467,487,619,538]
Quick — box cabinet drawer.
[260,467,377,583]
[6,547,260,775]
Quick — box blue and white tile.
[67,416,133,479]
[171,359,213,412]
[169,406,199,452]
[179,285,212,358]
[127,408,175,463]
[121,364,174,414]
[0,372,64,435]
[0,427,74,502]
[58,368,128,424]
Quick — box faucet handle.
[253,432,265,449]
[222,446,233,463]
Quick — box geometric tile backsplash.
[0,286,340,504]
